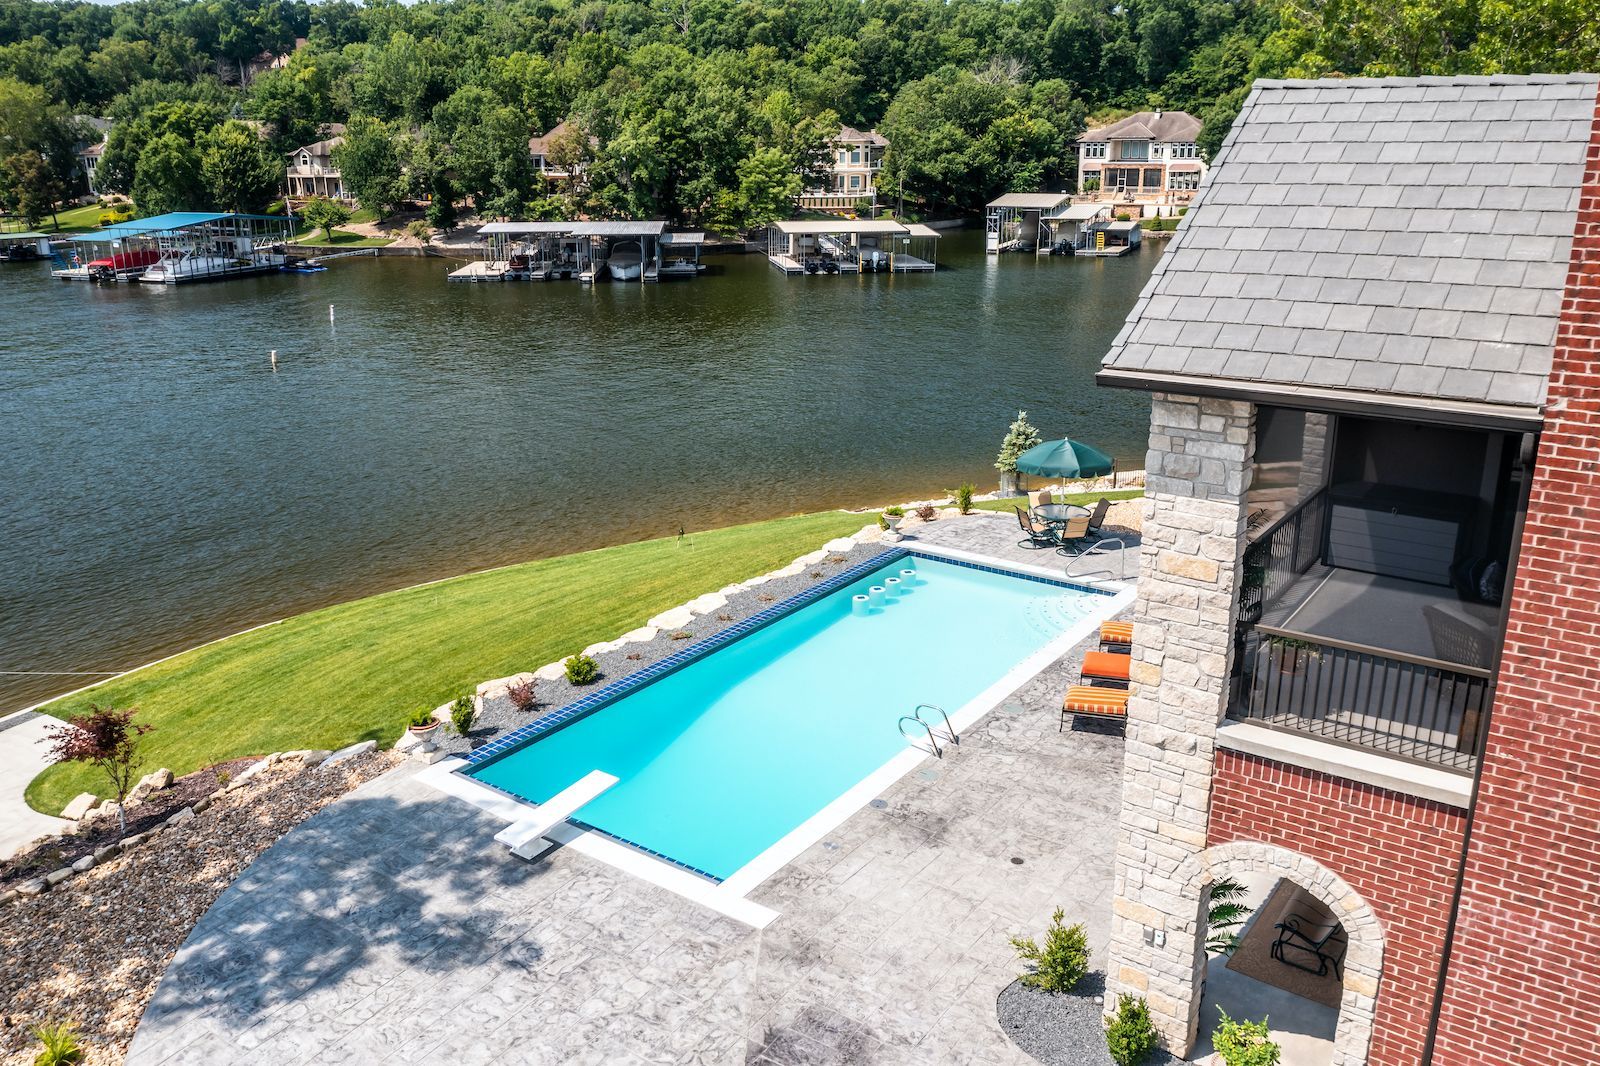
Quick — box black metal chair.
[1016,506,1061,549]
[1271,912,1348,980]
[1084,497,1112,539]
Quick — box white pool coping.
[417,549,1134,928]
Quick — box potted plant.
[407,706,442,747]
[880,505,906,537]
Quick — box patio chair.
[1084,497,1112,539]
[1271,911,1348,981]
[1053,515,1093,555]
[1016,507,1062,549]
[1099,620,1133,654]
[1028,488,1054,508]
[1060,685,1129,730]
[1080,650,1130,689]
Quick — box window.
[839,150,849,164]
[1143,168,1163,189]
[850,174,861,189]
[1170,171,1200,190]
[850,150,861,164]
[1082,142,1106,159]
[1170,143,1197,159]
[1115,140,1150,161]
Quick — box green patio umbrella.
[1015,437,1117,484]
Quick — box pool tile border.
[462,546,1115,773]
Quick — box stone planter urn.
[408,719,443,751]
[883,514,904,537]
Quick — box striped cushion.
[1100,621,1133,645]
[1081,650,1131,681]
[1062,686,1130,716]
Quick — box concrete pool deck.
[127,516,1145,1065]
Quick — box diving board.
[493,770,618,858]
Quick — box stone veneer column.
[1106,392,1255,1051]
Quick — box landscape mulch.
[0,749,398,1066]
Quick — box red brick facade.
[1426,95,1600,1066]
[1209,750,1468,1066]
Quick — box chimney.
[1154,110,1163,120]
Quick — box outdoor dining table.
[1033,503,1090,526]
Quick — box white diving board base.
[492,769,619,858]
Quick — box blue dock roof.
[70,211,288,241]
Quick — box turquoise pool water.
[467,553,1108,879]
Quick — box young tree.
[200,120,280,212]
[995,409,1043,474]
[333,117,406,217]
[1,150,67,228]
[43,705,153,833]
[302,195,351,239]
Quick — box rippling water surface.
[0,229,1160,711]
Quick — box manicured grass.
[293,228,394,247]
[44,202,122,232]
[968,487,1144,514]
[26,510,869,814]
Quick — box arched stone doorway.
[1177,841,1384,1066]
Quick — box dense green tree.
[1,148,66,226]
[132,130,206,212]
[332,115,406,215]
[200,119,280,210]
[301,193,349,237]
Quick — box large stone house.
[1076,110,1204,210]
[799,126,888,213]
[1097,73,1600,1066]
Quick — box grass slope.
[27,510,867,814]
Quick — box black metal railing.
[1239,489,1328,623]
[1231,626,1491,772]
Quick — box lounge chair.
[1272,911,1348,980]
[1053,515,1092,555]
[1061,685,1130,730]
[1016,506,1062,549]
[1080,650,1130,689]
[1100,620,1133,653]
[1084,497,1112,539]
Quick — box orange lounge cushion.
[1062,686,1129,716]
[1100,621,1133,645]
[1081,650,1132,681]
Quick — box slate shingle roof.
[1100,75,1600,417]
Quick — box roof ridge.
[1254,73,1600,89]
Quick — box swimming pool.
[464,549,1120,882]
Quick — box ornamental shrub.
[1009,908,1089,993]
[915,504,937,521]
[507,680,536,711]
[449,694,475,736]
[31,1020,84,1065]
[1213,1011,1281,1066]
[952,482,976,514]
[1105,994,1158,1066]
[995,410,1042,474]
[879,504,906,530]
[565,653,600,685]
[407,707,436,730]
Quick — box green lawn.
[27,510,868,814]
[44,202,120,232]
[293,227,394,247]
[968,487,1144,514]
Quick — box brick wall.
[1427,91,1600,1066]
[1210,750,1467,1066]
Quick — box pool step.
[495,769,619,859]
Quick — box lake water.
[0,228,1160,713]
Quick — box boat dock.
[766,221,940,275]
[448,221,704,283]
[54,212,298,284]
[0,232,52,262]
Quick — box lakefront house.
[1097,73,1600,1066]
[285,129,350,204]
[1077,110,1204,211]
[799,126,888,213]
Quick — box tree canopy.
[0,0,1594,223]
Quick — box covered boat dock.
[53,212,295,283]
[0,231,52,261]
[985,192,1073,253]
[766,220,939,275]
[452,221,699,283]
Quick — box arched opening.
[1177,842,1383,1066]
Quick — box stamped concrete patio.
[127,514,1141,1066]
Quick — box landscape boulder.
[139,767,173,791]
[60,793,99,821]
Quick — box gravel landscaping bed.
[998,977,1179,1066]
[431,535,895,757]
[0,749,399,1066]
[0,758,258,891]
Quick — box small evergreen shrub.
[449,694,475,736]
[1116,211,1132,221]
[952,482,976,514]
[1213,1011,1281,1066]
[565,653,600,685]
[1105,994,1158,1066]
[1009,908,1090,993]
[32,1020,85,1065]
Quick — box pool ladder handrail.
[898,703,958,757]
[1063,536,1131,582]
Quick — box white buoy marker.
[270,349,277,371]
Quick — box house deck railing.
[1230,626,1490,773]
